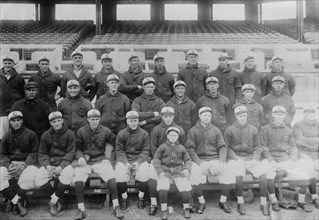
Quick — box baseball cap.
[242,84,256,91]
[199,106,212,115]
[173,80,186,88]
[142,77,155,86]
[243,54,254,63]
[87,109,101,118]
[272,106,286,114]
[272,76,285,83]
[2,55,14,63]
[49,111,63,121]
[271,56,283,63]
[101,53,112,61]
[106,74,120,82]
[71,50,83,58]
[218,52,229,60]
[67,80,80,88]
[187,50,199,56]
[153,54,164,62]
[234,106,248,116]
[8,111,23,121]
[126,111,139,119]
[24,81,38,90]
[206,77,219,84]
[129,53,139,62]
[166,126,180,135]
[38,56,50,63]
[161,107,175,115]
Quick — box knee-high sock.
[117,182,128,195]
[148,179,157,198]
[259,174,268,198]
[158,190,168,204]
[235,176,244,197]
[308,178,317,194]
[221,184,232,197]
[55,182,69,198]
[40,181,55,196]
[137,181,148,193]
[75,181,85,204]
[181,191,190,204]
[0,183,17,200]
[107,178,118,200]
[267,179,275,194]
[193,184,204,198]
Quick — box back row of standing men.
[0,49,317,220]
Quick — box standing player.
[11,82,51,140]
[166,81,196,134]
[29,56,61,111]
[239,55,266,104]
[177,50,208,103]
[0,55,25,139]
[73,109,123,220]
[95,74,131,135]
[58,80,92,134]
[93,53,121,100]
[35,112,76,216]
[119,54,145,102]
[132,77,165,134]
[115,111,150,210]
[264,56,295,96]
[0,111,38,217]
[208,53,242,124]
[148,54,174,103]
[60,51,95,101]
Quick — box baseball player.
[73,109,123,220]
[177,50,207,102]
[132,77,165,134]
[35,111,76,216]
[29,56,61,111]
[60,51,95,101]
[166,80,196,134]
[0,111,38,217]
[57,80,93,134]
[115,111,150,210]
[0,55,25,139]
[95,74,131,135]
[153,126,192,220]
[119,54,145,102]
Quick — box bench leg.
[104,193,110,208]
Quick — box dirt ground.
[1,189,319,220]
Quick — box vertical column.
[296,0,304,42]
[40,1,55,21]
[245,2,258,23]
[35,3,39,21]
[151,0,164,21]
[198,1,212,21]
[102,0,117,24]
[96,0,101,35]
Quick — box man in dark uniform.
[29,56,61,111]
[119,54,145,102]
[0,111,38,217]
[60,51,95,101]
[11,81,51,140]
[177,50,208,103]
[0,55,25,139]
[93,53,121,100]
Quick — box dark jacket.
[60,67,95,101]
[0,68,25,116]
[261,120,298,162]
[261,91,295,127]
[264,70,296,96]
[239,67,266,104]
[233,99,264,130]
[293,119,319,159]
[132,92,165,133]
[29,69,61,110]
[93,67,121,99]
[195,91,230,132]
[224,122,262,161]
[0,126,38,168]
[150,121,186,158]
[153,140,192,179]
[119,66,145,102]
[166,95,196,134]
[76,124,116,164]
[177,63,208,102]
[95,90,131,134]
[186,121,227,165]
[57,94,92,133]
[11,97,51,139]
[147,67,174,103]
[116,126,149,165]
[38,124,76,169]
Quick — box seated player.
[0,111,38,217]
[148,107,186,216]
[153,126,192,220]
[293,104,319,209]
[35,111,76,216]
[187,107,244,215]
[73,109,123,220]
[224,106,278,216]
[261,106,312,212]
[132,77,165,134]
[115,111,150,210]
[233,84,264,130]
[166,80,196,134]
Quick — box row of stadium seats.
[263,18,319,44]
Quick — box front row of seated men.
[0,103,318,220]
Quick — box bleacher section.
[0,20,94,51]
[89,20,299,45]
[263,18,319,44]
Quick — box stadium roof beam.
[198,0,212,20]
[151,0,164,21]
[40,1,55,21]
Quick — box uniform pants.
[115,161,149,183]
[35,165,74,187]
[157,176,192,192]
